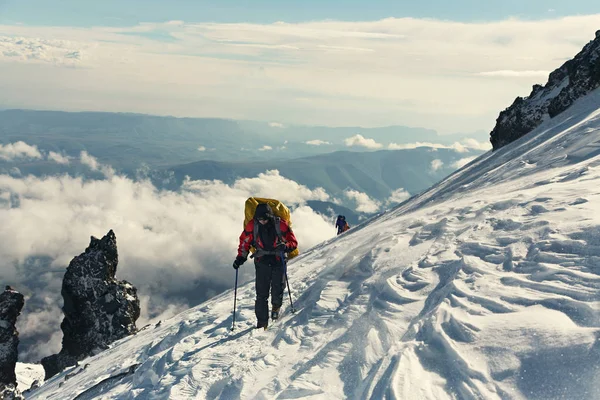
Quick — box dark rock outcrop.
[41,230,140,380]
[490,30,600,150]
[0,384,25,400]
[0,286,24,396]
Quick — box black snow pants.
[254,255,285,324]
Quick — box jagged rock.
[0,383,25,400]
[0,286,24,394]
[41,230,140,380]
[490,31,600,150]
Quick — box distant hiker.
[335,215,350,235]
[335,215,344,234]
[234,203,298,329]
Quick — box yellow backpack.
[244,197,299,259]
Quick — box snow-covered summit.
[490,30,600,150]
[27,90,600,399]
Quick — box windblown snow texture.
[490,30,600,150]
[25,87,600,399]
[41,230,140,380]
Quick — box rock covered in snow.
[0,286,24,394]
[0,384,25,400]
[490,30,600,150]
[41,230,140,380]
[17,362,44,394]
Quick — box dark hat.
[255,203,274,220]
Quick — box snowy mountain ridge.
[490,30,600,150]
[27,90,600,399]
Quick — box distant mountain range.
[238,120,488,157]
[0,109,487,211]
[0,109,488,168]
[163,147,483,204]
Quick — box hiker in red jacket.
[233,203,298,329]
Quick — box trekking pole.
[281,252,296,313]
[285,270,296,313]
[231,268,239,331]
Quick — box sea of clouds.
[0,143,344,361]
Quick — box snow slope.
[27,91,600,399]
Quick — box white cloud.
[318,44,375,52]
[184,169,330,207]
[305,140,331,146]
[0,36,83,66]
[79,151,99,170]
[450,142,469,153]
[15,292,64,361]
[0,16,599,133]
[385,188,410,205]
[344,134,383,149]
[79,151,115,177]
[197,146,206,152]
[388,141,448,150]
[387,188,411,205]
[0,141,42,161]
[258,145,273,151]
[1,166,336,361]
[476,70,550,78]
[47,151,70,165]
[388,138,492,153]
[430,159,444,172]
[290,205,337,251]
[460,138,492,151]
[452,156,478,168]
[344,189,381,213]
[269,122,285,128]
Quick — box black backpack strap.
[273,217,285,243]
[253,218,259,248]
[273,217,289,261]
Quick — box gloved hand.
[275,243,287,252]
[233,256,246,270]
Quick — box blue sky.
[0,0,597,26]
[0,1,598,134]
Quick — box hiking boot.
[271,308,280,320]
[256,320,268,329]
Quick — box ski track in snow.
[28,92,600,399]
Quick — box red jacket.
[238,219,298,259]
